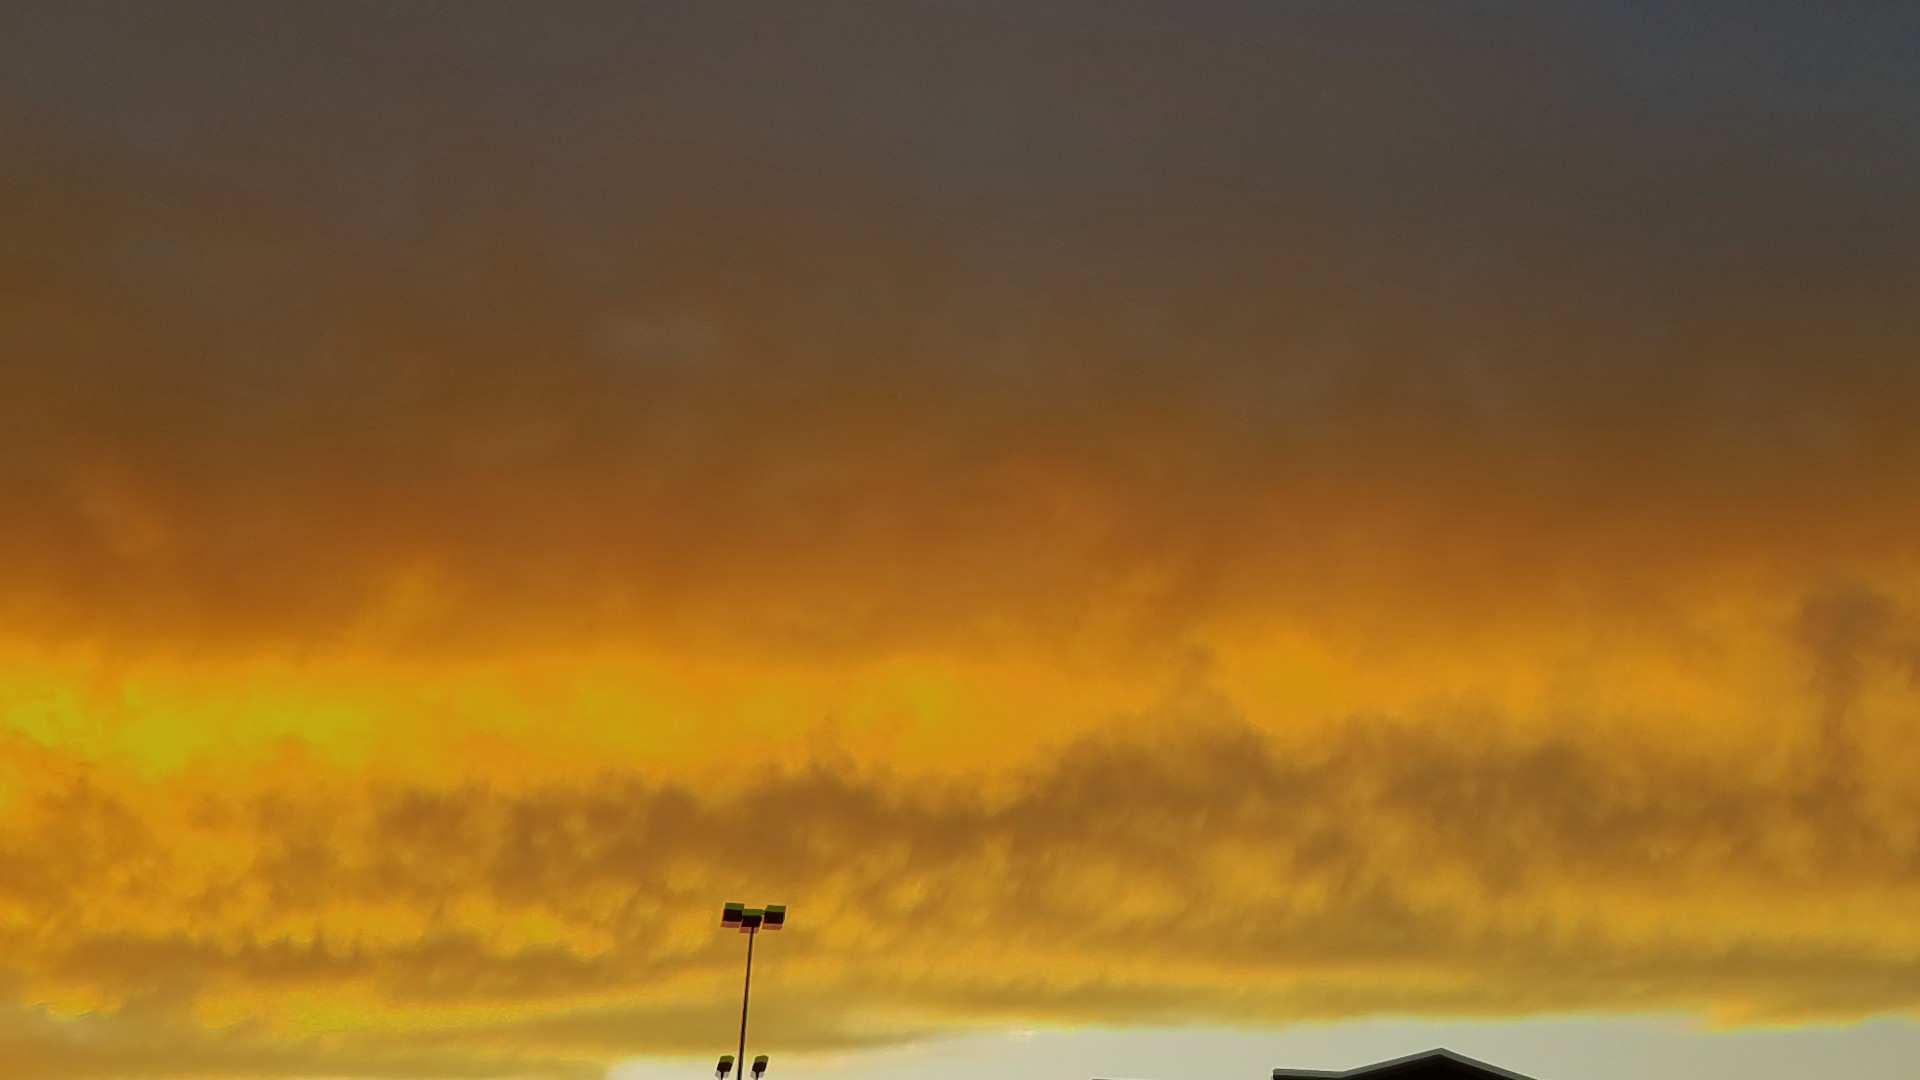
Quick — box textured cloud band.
[3,587,1918,1079]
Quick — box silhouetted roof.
[1271,1048,1540,1080]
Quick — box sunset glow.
[4,4,1920,1078]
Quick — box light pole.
[714,902,785,1080]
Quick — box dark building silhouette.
[1272,1048,1540,1080]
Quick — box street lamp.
[719,902,786,1079]
[711,1055,767,1080]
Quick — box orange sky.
[4,4,1920,1078]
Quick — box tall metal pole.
[736,924,756,1076]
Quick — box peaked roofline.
[1272,1047,1541,1080]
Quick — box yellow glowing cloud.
[1,575,1919,1077]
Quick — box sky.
[2,2,1919,1078]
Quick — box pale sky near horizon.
[606,1018,1920,1080]
[3,3,1920,1078]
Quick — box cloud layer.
[4,3,1920,1077]
[2,581,1919,1078]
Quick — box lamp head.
[716,1055,734,1078]
[751,1054,769,1078]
